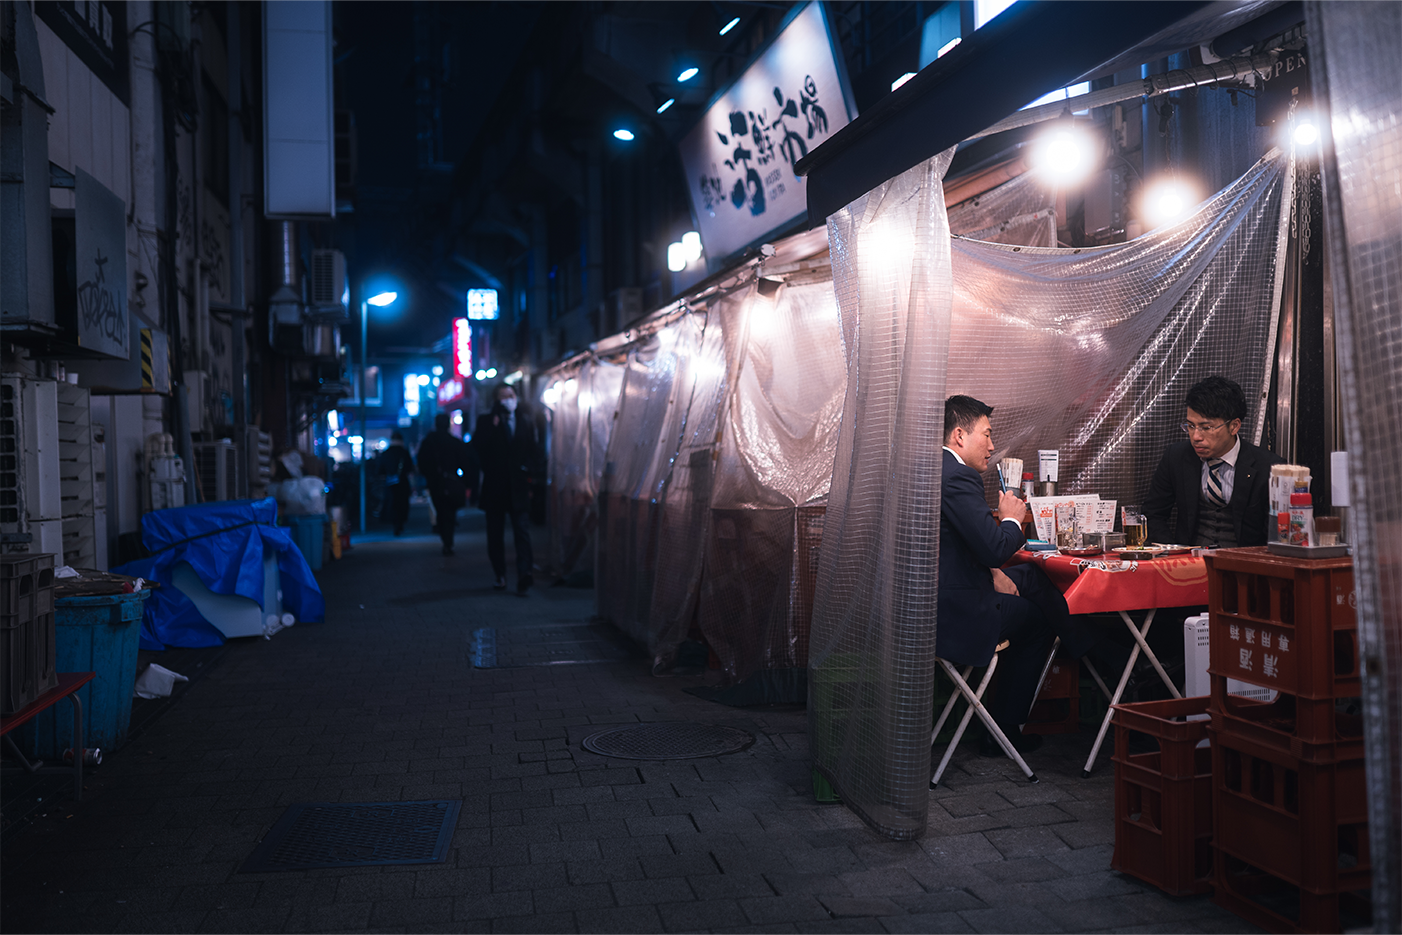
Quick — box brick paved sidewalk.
[0,504,1258,934]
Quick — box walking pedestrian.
[416,413,475,555]
[377,431,415,536]
[471,383,541,593]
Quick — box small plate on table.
[1061,546,1104,557]
[1150,543,1195,556]
[1112,546,1162,560]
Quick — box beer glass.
[1122,505,1148,548]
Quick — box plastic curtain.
[1309,1,1402,927]
[545,358,624,581]
[948,169,1058,246]
[809,149,959,841]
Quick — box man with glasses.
[1145,376,1284,548]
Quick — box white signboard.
[680,2,853,263]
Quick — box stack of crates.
[1109,696,1214,895]
[1,553,57,715]
[1203,547,1370,933]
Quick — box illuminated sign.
[437,378,465,405]
[467,288,499,320]
[678,2,855,263]
[403,373,421,417]
[452,317,473,379]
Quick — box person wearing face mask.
[470,383,542,593]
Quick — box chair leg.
[941,657,1039,784]
[1026,637,1062,725]
[932,663,983,788]
[930,670,963,744]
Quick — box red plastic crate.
[1214,851,1373,935]
[1024,654,1080,735]
[1110,696,1213,895]
[1211,727,1371,896]
[1204,548,1357,700]
[1210,676,1365,760]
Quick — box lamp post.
[359,291,397,533]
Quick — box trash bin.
[286,514,328,572]
[21,589,151,758]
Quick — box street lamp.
[360,290,397,533]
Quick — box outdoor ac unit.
[309,249,348,316]
[193,440,242,503]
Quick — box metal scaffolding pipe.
[966,52,1278,141]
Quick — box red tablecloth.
[1008,550,1208,614]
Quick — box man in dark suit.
[471,383,542,594]
[416,413,476,556]
[938,395,1107,755]
[1144,376,1284,548]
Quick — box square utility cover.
[240,800,461,872]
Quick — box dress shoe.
[517,574,533,595]
[441,545,454,556]
[493,576,507,590]
[979,729,1043,758]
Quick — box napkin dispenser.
[1090,532,1125,551]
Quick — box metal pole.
[359,299,367,533]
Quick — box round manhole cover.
[581,723,755,760]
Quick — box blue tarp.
[113,498,326,650]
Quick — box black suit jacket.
[937,449,1026,667]
[471,406,541,513]
[1143,439,1283,547]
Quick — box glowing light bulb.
[1030,124,1097,186]
[677,67,699,82]
[613,128,635,141]
[1293,121,1319,146]
[682,231,702,262]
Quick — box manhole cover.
[239,800,460,872]
[581,723,755,760]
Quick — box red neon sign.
[452,318,472,380]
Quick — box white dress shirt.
[945,446,1021,528]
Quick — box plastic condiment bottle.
[1289,492,1314,546]
[1022,472,1035,501]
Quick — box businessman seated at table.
[939,394,1125,756]
[1144,375,1284,549]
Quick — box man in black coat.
[377,431,415,536]
[471,383,541,593]
[938,395,1110,755]
[1144,376,1284,548]
[416,413,476,556]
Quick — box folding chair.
[929,637,1062,789]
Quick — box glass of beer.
[1122,505,1148,548]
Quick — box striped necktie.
[1205,458,1228,507]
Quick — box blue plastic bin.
[286,514,328,572]
[22,589,150,758]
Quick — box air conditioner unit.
[309,249,348,318]
[193,440,242,503]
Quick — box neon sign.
[452,317,472,379]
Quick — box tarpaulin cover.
[546,357,624,581]
[810,147,1289,838]
[947,169,1058,246]
[113,498,325,650]
[1310,0,1402,925]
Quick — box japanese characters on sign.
[679,2,853,263]
[452,318,473,380]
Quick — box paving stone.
[576,904,666,934]
[796,917,888,934]
[836,868,926,896]
[531,882,616,914]
[111,909,213,933]
[984,826,1074,860]
[972,856,1068,883]
[612,876,696,906]
[880,911,976,933]
[959,904,1067,933]
[818,895,905,917]
[641,852,723,879]
[740,895,832,925]
[658,898,750,932]
[491,910,576,933]
[890,888,987,914]
[764,871,851,896]
[194,905,293,933]
[689,873,782,901]
[454,890,534,920]
[369,896,454,927]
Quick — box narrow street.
[1,505,1252,934]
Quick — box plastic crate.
[1,610,58,715]
[1024,654,1080,735]
[1110,696,1213,895]
[1210,677,1364,760]
[1205,548,1358,700]
[1211,727,1370,897]
[0,552,55,616]
[1214,851,1373,935]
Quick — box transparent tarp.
[948,168,1058,246]
[1311,1,1402,925]
[545,357,624,581]
[811,149,1289,839]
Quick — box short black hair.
[494,382,516,399]
[434,412,451,431]
[1184,376,1246,423]
[944,395,993,442]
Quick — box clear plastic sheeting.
[811,148,1289,840]
[1310,1,1402,927]
[947,169,1058,247]
[948,150,1288,503]
[810,149,958,841]
[545,357,624,581]
[699,280,846,682]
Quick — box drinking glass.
[1122,505,1148,548]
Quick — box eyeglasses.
[1180,420,1228,435]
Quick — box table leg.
[68,693,84,803]
[1083,637,1141,777]
[1116,609,1181,699]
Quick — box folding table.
[1007,550,1208,775]
[1,672,98,802]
